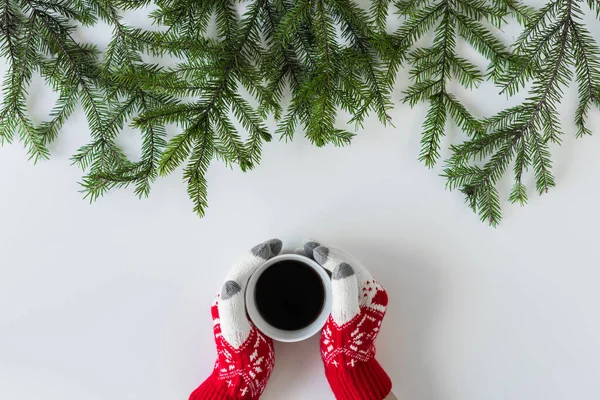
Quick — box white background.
[2,2,600,400]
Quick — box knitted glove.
[306,242,392,400]
[189,239,283,400]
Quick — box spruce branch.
[392,0,512,168]
[126,0,273,215]
[124,0,393,215]
[3,0,600,226]
[444,0,600,226]
[0,0,396,217]
[269,0,393,146]
[79,0,169,199]
[0,1,47,161]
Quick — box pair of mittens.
[190,239,391,400]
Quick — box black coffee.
[255,260,325,331]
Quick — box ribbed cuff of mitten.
[326,358,392,400]
[189,378,235,400]
[189,374,260,400]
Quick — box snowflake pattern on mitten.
[309,244,393,400]
[208,298,275,398]
[321,279,388,368]
[189,239,282,400]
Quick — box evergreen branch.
[184,126,214,216]
[494,0,536,25]
[396,0,511,168]
[0,7,48,160]
[372,0,392,29]
[0,0,402,216]
[2,0,599,226]
[570,17,600,137]
[444,0,600,225]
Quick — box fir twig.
[2,0,600,225]
[444,0,600,226]
[393,0,513,168]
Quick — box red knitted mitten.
[189,239,282,400]
[309,244,392,400]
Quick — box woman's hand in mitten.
[306,242,392,400]
[189,239,282,400]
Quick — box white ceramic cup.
[246,253,332,342]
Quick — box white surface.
[245,254,332,343]
[2,3,600,400]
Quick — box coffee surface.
[255,260,325,331]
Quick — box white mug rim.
[245,253,332,343]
